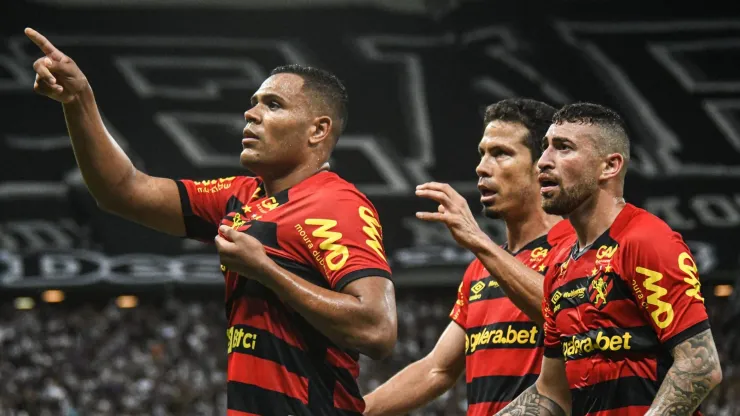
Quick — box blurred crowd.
[0,289,737,416]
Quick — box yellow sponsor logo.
[596,245,618,260]
[488,280,500,288]
[466,325,539,353]
[469,281,486,301]
[636,266,674,329]
[195,177,236,194]
[551,290,562,305]
[562,330,633,358]
[562,287,587,299]
[530,247,549,260]
[226,326,258,354]
[305,218,349,271]
[678,252,704,302]
[358,206,386,261]
[258,197,280,213]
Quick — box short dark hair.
[552,102,631,163]
[483,98,556,162]
[270,64,349,137]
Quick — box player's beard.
[542,178,597,216]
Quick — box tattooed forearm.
[646,329,723,416]
[496,385,565,416]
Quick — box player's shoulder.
[185,175,257,195]
[464,257,485,277]
[612,203,679,245]
[546,219,576,247]
[300,171,376,206]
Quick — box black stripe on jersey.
[227,381,313,416]
[560,326,659,361]
[467,374,539,405]
[571,376,657,415]
[176,180,225,240]
[662,319,711,350]
[466,321,543,354]
[468,276,507,304]
[245,220,281,250]
[228,324,311,377]
[335,268,392,292]
[548,273,633,316]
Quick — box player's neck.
[260,162,330,196]
[504,208,561,253]
[569,192,626,250]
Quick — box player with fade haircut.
[496,102,722,416]
[25,27,397,416]
[363,98,575,416]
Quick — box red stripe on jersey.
[557,300,649,334]
[585,406,651,416]
[231,299,303,349]
[470,296,540,322]
[466,348,544,380]
[467,401,507,416]
[565,354,658,388]
[228,353,309,404]
[333,380,365,412]
[227,411,261,416]
[326,347,360,378]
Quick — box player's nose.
[475,158,492,178]
[537,146,555,172]
[244,107,261,124]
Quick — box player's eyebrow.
[250,92,286,106]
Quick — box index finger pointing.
[24,28,63,60]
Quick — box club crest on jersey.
[588,272,613,309]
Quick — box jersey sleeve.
[296,189,392,292]
[449,262,476,329]
[542,269,563,359]
[175,176,243,242]
[623,230,710,350]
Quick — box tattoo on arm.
[646,329,722,416]
[497,385,565,416]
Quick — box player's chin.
[239,149,261,166]
[481,204,502,219]
[541,197,569,216]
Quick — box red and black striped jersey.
[542,204,709,416]
[176,171,392,416]
[450,220,574,415]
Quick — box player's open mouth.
[479,188,497,203]
[538,175,559,194]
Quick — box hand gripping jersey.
[543,204,709,416]
[176,172,392,416]
[449,220,574,415]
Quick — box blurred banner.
[2,0,739,287]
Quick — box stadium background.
[1,0,739,414]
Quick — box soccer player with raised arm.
[26,27,397,416]
[363,99,574,415]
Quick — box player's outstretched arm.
[496,357,571,416]
[645,329,722,416]
[363,321,466,416]
[25,27,185,236]
[416,182,545,325]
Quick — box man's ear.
[308,116,332,146]
[600,152,625,181]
